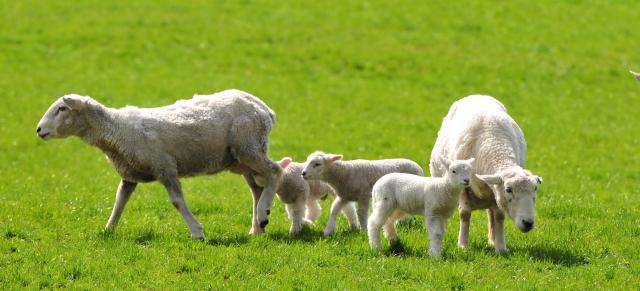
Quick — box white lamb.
[36,90,282,239]
[256,157,358,234]
[368,157,474,257]
[301,151,424,236]
[631,70,640,80]
[429,95,542,254]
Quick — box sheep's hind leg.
[489,207,508,254]
[324,196,348,237]
[286,198,306,235]
[105,180,137,230]
[161,177,204,240]
[383,210,405,245]
[342,202,359,229]
[305,198,322,223]
[367,202,394,251]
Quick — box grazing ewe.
[256,157,358,234]
[368,157,474,257]
[301,151,424,236]
[36,89,282,239]
[429,95,542,254]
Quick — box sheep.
[631,70,640,80]
[301,151,424,236]
[429,95,542,254]
[35,89,282,239]
[368,157,474,257]
[255,157,358,234]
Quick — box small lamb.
[255,157,358,234]
[368,157,474,257]
[301,151,424,237]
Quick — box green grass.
[1,0,639,289]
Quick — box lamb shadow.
[207,234,250,247]
[509,244,590,267]
[266,228,327,244]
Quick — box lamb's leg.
[487,208,497,246]
[105,180,137,229]
[356,197,370,231]
[324,196,348,237]
[286,198,307,235]
[458,209,471,249]
[342,202,359,228]
[305,198,322,222]
[243,173,264,235]
[161,178,204,240]
[425,215,446,258]
[367,203,394,251]
[383,210,405,245]
[239,154,282,233]
[490,207,508,254]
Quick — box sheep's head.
[476,167,542,233]
[36,94,91,139]
[301,151,342,180]
[440,156,474,188]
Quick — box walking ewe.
[368,157,474,257]
[301,151,424,236]
[429,95,542,254]
[36,89,282,239]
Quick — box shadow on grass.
[510,244,590,267]
[267,227,365,244]
[207,234,249,247]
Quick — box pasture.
[1,0,639,289]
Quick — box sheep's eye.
[314,162,321,167]
[506,187,513,193]
[452,170,457,174]
[57,107,67,114]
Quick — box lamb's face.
[477,170,542,233]
[36,95,86,139]
[446,159,474,187]
[301,152,342,180]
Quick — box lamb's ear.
[476,174,502,186]
[536,176,543,184]
[62,95,87,110]
[278,157,292,169]
[466,158,475,165]
[630,70,640,80]
[328,154,343,162]
[439,156,451,169]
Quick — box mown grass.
[1,0,639,289]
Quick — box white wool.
[429,95,542,253]
[302,151,424,236]
[36,89,282,239]
[368,158,474,257]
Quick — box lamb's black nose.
[301,171,307,177]
[522,220,534,230]
[37,127,41,133]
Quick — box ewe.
[301,151,424,236]
[368,157,474,257]
[36,90,282,239]
[256,157,358,234]
[430,95,542,254]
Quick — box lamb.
[255,157,358,234]
[35,89,282,239]
[631,70,640,80]
[429,95,542,254]
[301,151,424,236]
[368,157,474,257]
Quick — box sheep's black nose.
[522,220,534,230]
[464,179,470,183]
[301,171,307,177]
[37,127,41,133]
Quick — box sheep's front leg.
[305,198,322,223]
[286,198,307,235]
[458,209,471,249]
[489,207,508,254]
[240,155,282,232]
[324,197,348,237]
[105,180,137,229]
[162,178,204,240]
[356,197,370,231]
[425,215,446,258]
[243,173,264,235]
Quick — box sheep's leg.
[458,209,471,249]
[239,154,282,233]
[286,198,307,235]
[324,196,348,237]
[161,178,204,240]
[425,215,446,258]
[342,202,359,228]
[243,173,264,235]
[367,202,395,250]
[305,198,322,222]
[490,207,508,254]
[105,180,137,229]
[487,208,497,246]
[356,197,370,231]
[383,210,405,245]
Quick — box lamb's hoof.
[495,248,509,255]
[458,243,468,250]
[323,230,334,237]
[302,219,314,225]
[191,234,205,241]
[249,226,264,235]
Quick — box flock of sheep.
[36,89,542,257]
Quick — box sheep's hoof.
[249,226,264,235]
[495,248,509,255]
[191,235,205,241]
[259,219,269,229]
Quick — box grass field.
[2,0,639,289]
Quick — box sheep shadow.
[267,227,365,244]
[508,244,590,267]
[207,234,250,247]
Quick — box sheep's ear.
[439,156,451,169]
[630,70,640,80]
[476,174,502,186]
[466,158,475,165]
[278,157,292,169]
[536,176,543,184]
[328,154,343,162]
[62,95,87,110]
